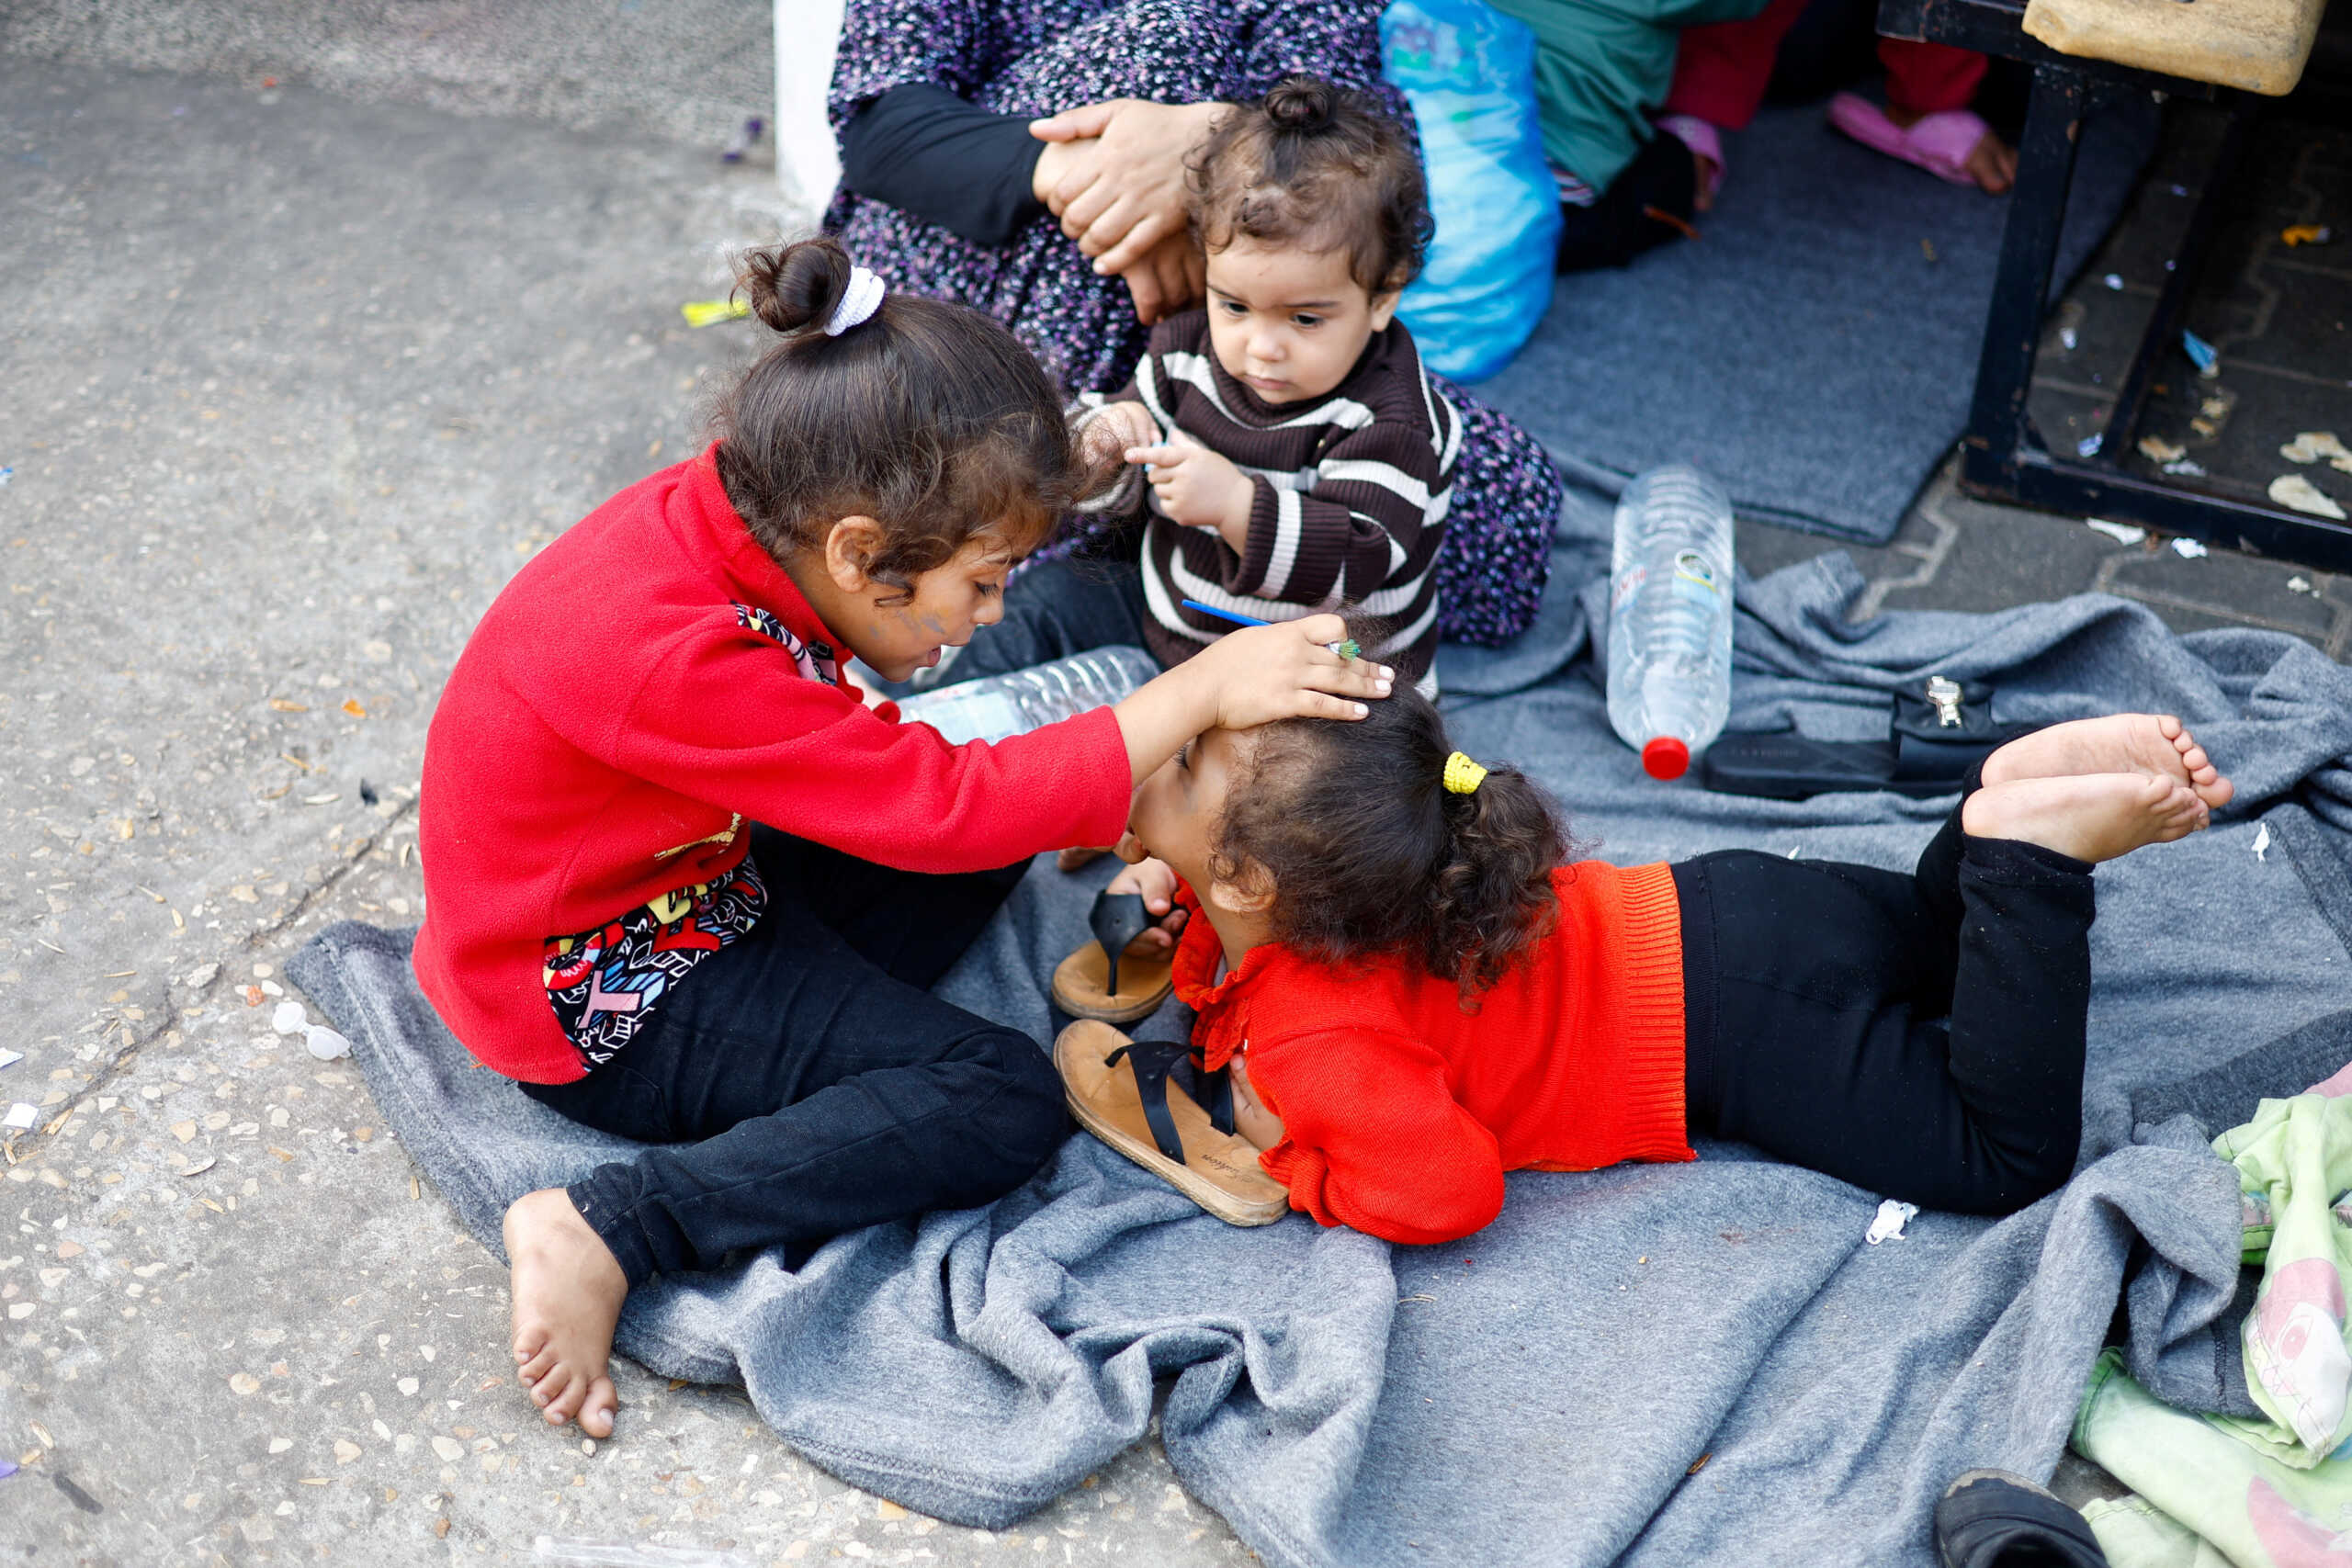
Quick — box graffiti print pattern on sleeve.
[732,602,840,686]
[541,858,768,1067]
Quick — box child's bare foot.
[1883,106,2017,193]
[504,1187,627,1438]
[1962,773,2208,863]
[1981,713,2233,810]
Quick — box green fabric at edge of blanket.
[1484,0,1770,191]
[2214,1091,2352,1466]
[2074,1352,2352,1567]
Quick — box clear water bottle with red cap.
[1605,464,1736,781]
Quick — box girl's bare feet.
[504,1187,628,1438]
[1981,713,2234,810]
[1962,773,2208,863]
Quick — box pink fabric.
[1826,92,1989,186]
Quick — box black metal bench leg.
[1962,63,2089,492]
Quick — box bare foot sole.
[1982,714,2234,811]
[1962,773,2208,864]
[504,1187,628,1438]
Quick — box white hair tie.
[824,266,886,336]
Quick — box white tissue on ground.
[304,1025,353,1061]
[1866,1199,1918,1245]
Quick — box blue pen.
[1182,599,1361,661]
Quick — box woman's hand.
[1117,227,1206,325]
[1228,1053,1286,1151]
[1104,854,1186,956]
[1029,99,1229,275]
[1128,433,1251,547]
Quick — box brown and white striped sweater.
[1077,310,1460,688]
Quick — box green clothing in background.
[1485,0,1772,191]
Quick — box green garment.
[2062,1090,2352,1566]
[1484,0,1773,192]
[2074,1352,2352,1567]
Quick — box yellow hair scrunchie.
[1442,751,1487,795]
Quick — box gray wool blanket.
[288,484,2352,1568]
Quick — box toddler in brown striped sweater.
[1057,73,1459,691]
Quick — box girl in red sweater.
[415,237,1393,1438]
[1060,683,2234,1243]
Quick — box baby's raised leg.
[1981,714,2233,810]
[1962,773,2208,864]
[504,1187,627,1438]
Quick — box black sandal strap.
[1196,1063,1236,1137]
[1089,891,1152,998]
[1104,1039,1192,1163]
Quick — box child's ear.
[1367,288,1401,332]
[1209,857,1277,917]
[821,516,886,593]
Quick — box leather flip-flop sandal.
[1050,891,1175,1024]
[1055,1021,1289,1226]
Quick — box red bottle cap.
[1642,737,1690,781]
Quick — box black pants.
[927,556,1155,691]
[1674,784,2098,1215]
[521,829,1068,1285]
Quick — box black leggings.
[521,829,1067,1285]
[1674,784,2097,1215]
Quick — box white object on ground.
[2254,822,2272,863]
[0,1048,21,1071]
[2,1102,37,1131]
[304,1025,352,1062]
[2271,474,2348,520]
[2171,536,2210,559]
[1866,1199,1919,1245]
[271,1000,308,1036]
[2086,518,2147,546]
[2279,431,2352,470]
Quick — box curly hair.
[710,236,1114,601]
[1187,74,1432,296]
[1211,680,1571,1000]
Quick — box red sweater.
[414,446,1135,1083]
[1175,862,1691,1245]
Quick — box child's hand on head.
[1104,854,1186,955]
[1129,431,1252,543]
[1192,615,1393,730]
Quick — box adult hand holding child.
[1031,99,1226,324]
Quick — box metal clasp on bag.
[1926,675,1965,728]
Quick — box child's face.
[820,530,1017,683]
[1202,240,1398,405]
[1120,724,1245,896]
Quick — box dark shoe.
[1936,1470,2109,1568]
[1050,891,1175,1023]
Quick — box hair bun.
[737,236,854,335]
[1263,75,1336,134]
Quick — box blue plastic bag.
[1382,0,1562,382]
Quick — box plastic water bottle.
[1606,465,1736,781]
[894,646,1160,746]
